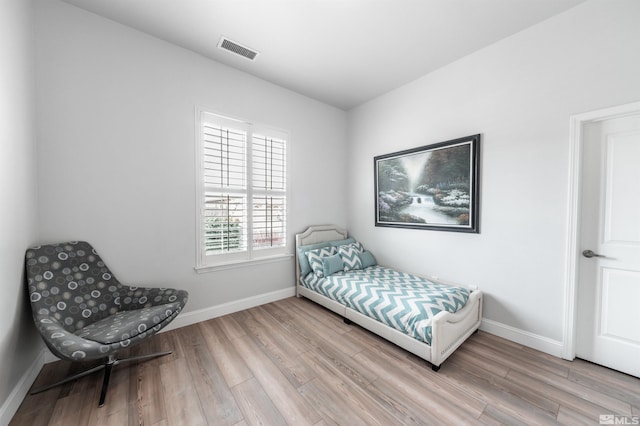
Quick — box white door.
[575,111,640,378]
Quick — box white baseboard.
[480,318,564,358]
[0,350,45,426]
[43,347,60,364]
[159,286,296,333]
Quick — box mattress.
[301,265,471,345]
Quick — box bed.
[295,225,483,370]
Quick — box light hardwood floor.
[10,296,640,425]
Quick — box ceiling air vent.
[218,37,259,61]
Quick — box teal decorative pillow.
[297,242,331,277]
[322,254,344,277]
[338,243,363,271]
[358,251,377,268]
[305,246,337,277]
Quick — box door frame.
[562,100,640,360]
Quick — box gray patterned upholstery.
[25,241,189,406]
[25,241,188,361]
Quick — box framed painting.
[374,134,480,233]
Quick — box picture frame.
[374,134,480,233]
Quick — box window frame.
[195,108,291,272]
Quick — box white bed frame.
[295,225,483,370]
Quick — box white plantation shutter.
[252,134,286,191]
[197,111,288,267]
[204,194,246,254]
[203,125,246,189]
[252,134,286,250]
[202,116,247,256]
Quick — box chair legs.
[98,360,114,407]
[30,350,172,407]
[29,363,106,394]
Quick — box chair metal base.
[30,350,172,407]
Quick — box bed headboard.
[295,225,347,294]
[295,225,347,247]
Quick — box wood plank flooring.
[10,296,640,425]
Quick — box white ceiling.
[61,0,586,110]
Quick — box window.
[196,111,288,270]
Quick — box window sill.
[194,253,294,274]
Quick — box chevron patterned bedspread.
[302,265,471,345]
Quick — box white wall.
[347,0,640,346]
[35,0,348,315]
[0,0,41,420]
